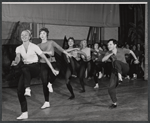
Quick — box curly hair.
[39,27,49,38]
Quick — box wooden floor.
[2,76,148,121]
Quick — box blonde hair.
[21,29,32,40]
[25,30,32,38]
[21,29,32,39]
[80,39,87,48]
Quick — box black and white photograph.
[2,2,148,121]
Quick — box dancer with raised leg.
[38,27,71,108]
[102,39,139,109]
[11,29,58,120]
[92,42,105,89]
[64,37,89,99]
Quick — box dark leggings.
[87,60,92,78]
[104,62,112,77]
[17,63,40,112]
[77,60,88,91]
[65,57,87,97]
[40,62,58,101]
[108,60,129,103]
[93,62,103,84]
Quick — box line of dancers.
[11,28,139,120]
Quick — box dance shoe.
[41,102,50,109]
[94,83,99,89]
[17,112,28,120]
[68,95,75,100]
[109,104,117,109]
[79,90,85,93]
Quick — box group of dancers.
[11,27,139,120]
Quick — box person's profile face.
[108,41,116,51]
[68,39,74,47]
[40,31,47,40]
[21,31,30,42]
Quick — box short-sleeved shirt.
[105,48,130,64]
[38,40,64,56]
[16,42,43,64]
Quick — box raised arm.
[52,41,71,58]
[129,50,139,64]
[99,50,107,55]
[90,48,98,53]
[52,40,66,52]
[66,48,80,53]
[123,48,139,64]
[102,52,113,62]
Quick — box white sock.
[47,82,53,93]
[25,87,30,91]
[118,73,122,81]
[113,102,117,105]
[98,72,102,78]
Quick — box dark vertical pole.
[87,27,92,44]
[99,27,101,45]
[32,23,37,38]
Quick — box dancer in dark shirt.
[102,39,139,109]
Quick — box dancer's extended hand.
[63,51,71,63]
[134,59,139,64]
[66,52,72,58]
[11,61,17,66]
[52,69,59,76]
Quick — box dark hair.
[39,27,49,38]
[102,44,108,51]
[68,37,75,43]
[94,42,99,45]
[107,39,118,45]
[66,37,75,49]
[94,42,99,47]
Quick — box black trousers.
[108,60,129,103]
[17,63,40,112]
[104,62,112,77]
[40,62,58,102]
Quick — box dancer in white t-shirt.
[11,29,58,120]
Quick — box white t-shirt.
[16,42,43,64]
